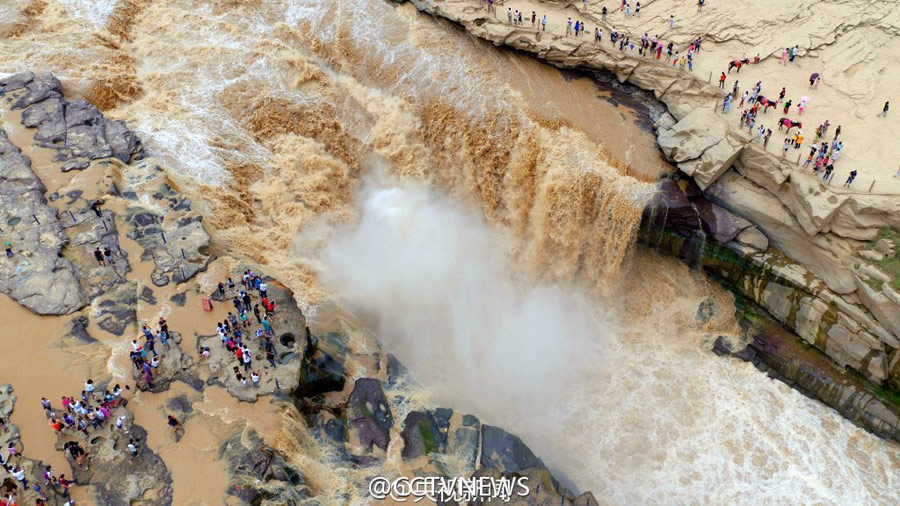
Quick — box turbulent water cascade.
[4,0,900,504]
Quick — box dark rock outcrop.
[94,281,137,336]
[119,172,212,286]
[645,176,756,248]
[221,428,310,505]
[4,72,143,165]
[298,347,346,398]
[400,410,445,459]
[346,378,393,453]
[480,424,546,473]
[0,130,85,314]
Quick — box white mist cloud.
[319,178,609,421]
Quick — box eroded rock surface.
[0,128,85,314]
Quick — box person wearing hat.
[4,241,11,258]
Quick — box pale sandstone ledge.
[400,1,900,390]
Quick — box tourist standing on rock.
[804,146,816,168]
[636,2,641,16]
[602,6,607,21]
[103,246,115,265]
[3,241,11,258]
[669,15,675,28]
[10,466,26,489]
[566,17,572,36]
[241,291,252,312]
[782,99,792,114]
[789,45,798,62]
[719,72,726,88]
[90,200,103,218]
[844,170,857,187]
[722,94,732,113]
[507,8,512,24]
[823,164,834,181]
[782,138,791,156]
[531,11,536,27]
[167,415,181,434]
[831,145,842,162]
[242,347,252,372]
[127,439,139,457]
[266,346,277,368]
[878,101,889,117]
[764,129,772,147]
[698,0,705,11]
[93,247,105,266]
[541,15,546,30]
[780,48,788,65]
[58,474,71,498]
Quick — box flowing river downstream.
[1,0,900,504]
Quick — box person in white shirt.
[259,281,268,298]
[11,466,27,487]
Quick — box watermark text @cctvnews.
[368,475,530,502]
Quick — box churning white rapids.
[321,179,900,506]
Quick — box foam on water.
[58,0,118,29]
[322,182,900,505]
